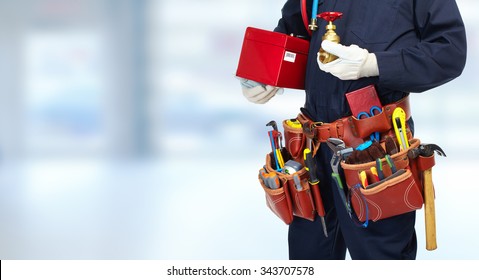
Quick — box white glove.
[238,78,283,104]
[317,40,379,80]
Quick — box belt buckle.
[308,122,324,139]
[303,122,322,139]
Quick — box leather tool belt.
[296,96,411,148]
[257,91,442,230]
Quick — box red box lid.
[245,27,309,55]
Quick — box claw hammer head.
[408,143,447,159]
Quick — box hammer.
[408,144,446,251]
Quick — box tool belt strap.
[297,96,411,147]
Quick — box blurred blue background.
[0,0,478,260]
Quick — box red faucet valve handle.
[318,12,343,22]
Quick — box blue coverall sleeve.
[274,0,312,39]
[376,0,467,93]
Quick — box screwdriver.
[376,158,385,180]
[359,171,368,188]
[385,154,397,174]
[370,166,380,182]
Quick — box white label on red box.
[284,51,296,63]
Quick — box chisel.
[304,148,328,237]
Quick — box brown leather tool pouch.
[348,112,391,139]
[259,174,294,224]
[348,169,423,222]
[286,173,316,221]
[258,149,317,224]
[282,119,306,164]
[341,139,424,222]
[413,153,436,194]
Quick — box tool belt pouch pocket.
[348,169,423,222]
[259,149,316,224]
[341,139,423,222]
[348,110,391,139]
[284,170,316,222]
[258,173,294,225]
[413,152,436,194]
[282,119,306,163]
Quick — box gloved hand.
[238,78,283,104]
[317,40,379,80]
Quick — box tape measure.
[283,160,303,174]
[285,119,302,129]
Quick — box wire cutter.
[357,106,382,142]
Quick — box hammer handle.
[423,168,437,251]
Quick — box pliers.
[326,138,353,216]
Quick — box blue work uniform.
[274,0,467,260]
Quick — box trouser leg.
[288,145,347,260]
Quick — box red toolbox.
[236,27,310,90]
